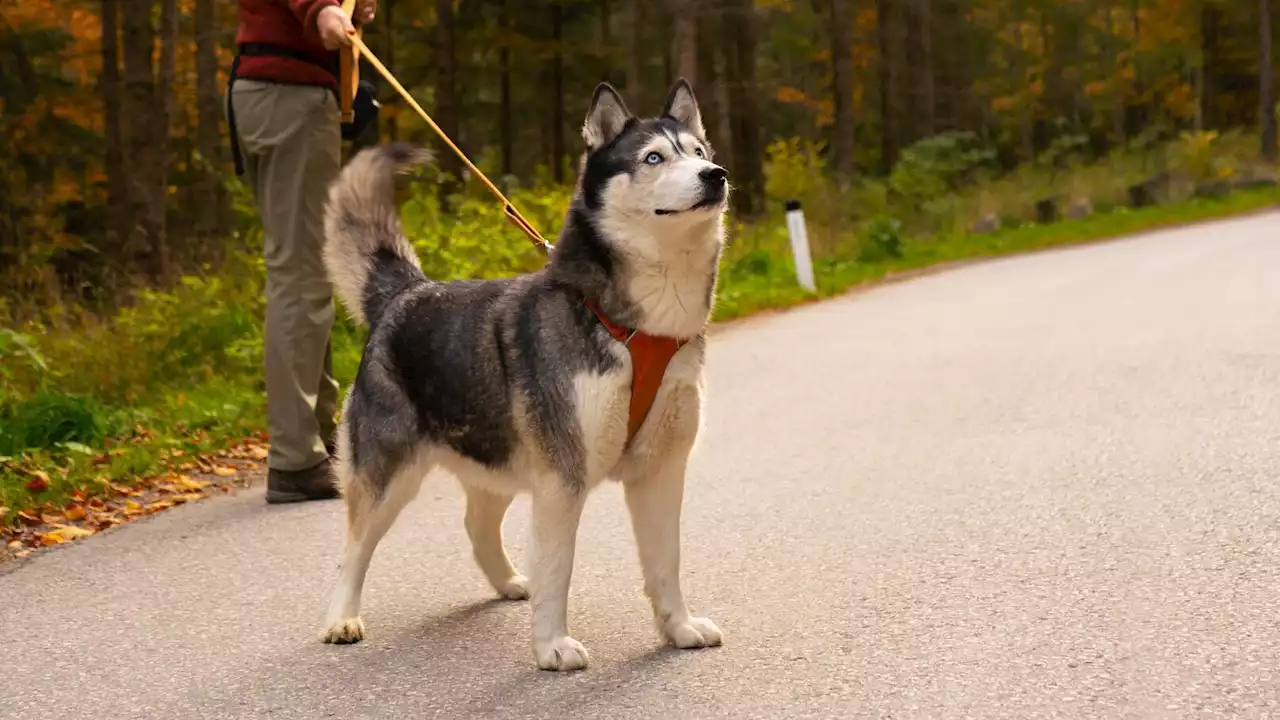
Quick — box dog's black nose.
[700,166,728,184]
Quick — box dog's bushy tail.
[323,143,434,326]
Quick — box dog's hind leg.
[624,452,723,650]
[321,459,424,644]
[463,487,529,601]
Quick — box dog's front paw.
[320,617,365,644]
[662,616,723,649]
[497,574,530,601]
[534,635,590,671]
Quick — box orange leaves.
[776,86,811,105]
[3,437,268,558]
[24,470,50,493]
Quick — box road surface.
[3,214,1279,719]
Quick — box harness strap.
[586,301,687,445]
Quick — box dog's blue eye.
[644,152,663,165]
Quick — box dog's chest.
[571,366,633,481]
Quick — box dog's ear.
[662,78,705,138]
[582,82,632,150]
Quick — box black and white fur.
[318,79,728,671]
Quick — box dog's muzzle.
[655,165,729,215]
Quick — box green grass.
[3,183,1279,524]
[712,184,1280,321]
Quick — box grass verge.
[3,184,1279,548]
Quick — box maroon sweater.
[235,0,341,90]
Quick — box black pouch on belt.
[227,42,380,175]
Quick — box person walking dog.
[226,0,376,503]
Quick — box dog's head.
[577,79,728,256]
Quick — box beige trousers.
[229,80,340,472]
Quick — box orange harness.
[586,301,687,445]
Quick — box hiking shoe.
[266,458,340,504]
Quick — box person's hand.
[355,0,376,24]
[317,5,355,50]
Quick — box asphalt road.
[4,214,1279,719]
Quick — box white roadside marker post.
[784,199,817,293]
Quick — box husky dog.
[318,79,728,672]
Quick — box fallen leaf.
[41,513,65,525]
[212,466,237,477]
[245,446,269,461]
[64,505,87,521]
[40,525,95,544]
[17,510,41,525]
[175,476,211,491]
[170,493,204,504]
[7,540,21,550]
[25,470,49,493]
[147,500,174,512]
[125,500,141,511]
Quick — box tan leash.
[337,1,550,253]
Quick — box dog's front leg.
[529,481,589,671]
[624,454,722,650]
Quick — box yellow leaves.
[173,476,211,491]
[776,86,811,105]
[212,466,237,477]
[38,525,95,546]
[64,505,87,522]
[991,96,1017,113]
[1163,82,1196,120]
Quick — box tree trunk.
[435,0,460,203]
[121,0,156,277]
[915,0,935,137]
[499,0,513,176]
[932,0,975,133]
[599,0,615,85]
[194,0,225,238]
[830,0,856,177]
[153,0,176,280]
[670,0,697,83]
[723,0,763,216]
[1262,0,1277,160]
[695,4,728,148]
[626,0,645,105]
[101,0,125,254]
[549,1,565,182]
[1108,0,1127,144]
[1199,1,1218,132]
[876,0,900,172]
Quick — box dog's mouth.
[654,192,727,216]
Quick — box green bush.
[859,217,904,262]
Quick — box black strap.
[228,54,245,176]
[238,42,341,78]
